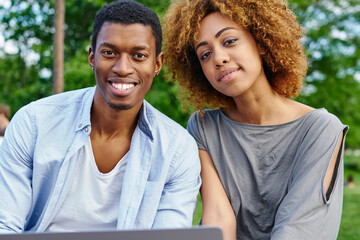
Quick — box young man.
[0,0,201,233]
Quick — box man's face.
[89,22,163,111]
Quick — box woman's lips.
[217,68,240,82]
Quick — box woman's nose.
[214,49,230,67]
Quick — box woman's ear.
[257,44,267,56]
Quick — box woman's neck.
[226,88,313,125]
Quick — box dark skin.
[88,22,163,173]
[90,99,138,173]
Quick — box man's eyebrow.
[98,42,150,51]
[195,27,236,51]
[98,42,117,49]
[132,46,151,51]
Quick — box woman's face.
[194,12,267,98]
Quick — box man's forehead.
[100,22,153,34]
[98,22,153,38]
[95,22,156,49]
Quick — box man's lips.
[108,79,138,91]
[111,82,136,90]
[217,68,241,81]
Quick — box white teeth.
[112,82,135,90]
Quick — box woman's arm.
[199,149,236,240]
[324,131,344,197]
[272,125,348,240]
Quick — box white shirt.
[46,139,128,232]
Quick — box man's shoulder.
[18,87,94,118]
[30,87,94,108]
[14,87,95,127]
[143,101,191,139]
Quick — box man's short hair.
[91,0,162,56]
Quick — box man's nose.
[113,54,134,75]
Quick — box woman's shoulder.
[284,100,344,128]
[189,109,222,122]
[302,108,344,128]
[187,109,223,134]
[294,108,348,151]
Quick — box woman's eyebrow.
[215,27,236,38]
[195,27,236,51]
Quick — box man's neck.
[90,100,141,141]
[89,100,142,173]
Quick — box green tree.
[289,0,360,149]
[0,53,51,113]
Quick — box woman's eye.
[224,38,237,46]
[201,51,211,61]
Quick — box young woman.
[163,0,348,239]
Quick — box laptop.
[0,226,223,240]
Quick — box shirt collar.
[76,86,154,141]
[138,100,154,141]
[76,86,95,132]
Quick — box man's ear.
[154,52,164,76]
[88,46,95,69]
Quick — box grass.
[338,154,360,239]
[193,154,360,239]
[192,194,202,226]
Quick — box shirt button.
[85,127,89,132]
[78,124,82,128]
[67,147,71,152]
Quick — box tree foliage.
[290,0,360,148]
[0,0,359,147]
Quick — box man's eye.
[134,53,147,59]
[102,50,114,56]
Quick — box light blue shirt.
[0,86,201,233]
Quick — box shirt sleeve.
[187,111,207,150]
[151,133,201,228]
[271,113,348,240]
[0,105,35,233]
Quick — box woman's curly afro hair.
[163,0,308,111]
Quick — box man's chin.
[108,102,132,110]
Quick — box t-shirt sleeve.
[271,111,348,240]
[187,111,207,150]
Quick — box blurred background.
[0,0,359,238]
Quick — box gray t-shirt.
[187,108,348,240]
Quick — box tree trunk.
[53,0,65,94]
